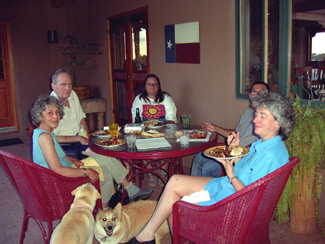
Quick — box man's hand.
[78,136,89,145]
[201,122,217,132]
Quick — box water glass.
[109,123,119,138]
[125,134,136,148]
[179,132,189,147]
[180,114,191,129]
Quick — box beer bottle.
[135,108,141,123]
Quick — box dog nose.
[108,226,113,230]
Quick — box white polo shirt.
[50,90,86,136]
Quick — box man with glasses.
[191,81,270,178]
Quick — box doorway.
[0,22,18,132]
[107,7,149,125]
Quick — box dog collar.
[71,204,92,212]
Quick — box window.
[236,0,325,103]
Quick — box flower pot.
[73,85,90,100]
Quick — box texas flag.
[165,21,200,64]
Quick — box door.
[107,8,149,125]
[0,22,17,131]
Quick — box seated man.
[50,69,153,202]
[191,81,270,177]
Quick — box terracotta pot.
[73,85,90,100]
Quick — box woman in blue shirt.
[126,92,295,244]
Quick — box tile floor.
[0,141,324,244]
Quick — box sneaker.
[129,188,154,202]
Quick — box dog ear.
[71,185,82,196]
[96,190,102,200]
[115,202,122,216]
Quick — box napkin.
[135,137,172,150]
[181,190,211,204]
[81,157,104,181]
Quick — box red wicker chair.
[0,149,102,244]
[172,157,299,244]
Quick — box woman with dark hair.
[126,92,295,244]
[131,74,177,123]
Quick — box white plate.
[92,130,111,138]
[143,121,166,129]
[204,146,249,160]
[95,139,126,148]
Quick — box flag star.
[167,40,173,49]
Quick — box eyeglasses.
[250,90,268,95]
[146,83,159,87]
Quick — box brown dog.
[94,200,170,244]
[50,183,101,244]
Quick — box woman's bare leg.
[135,174,212,242]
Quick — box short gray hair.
[251,92,295,140]
[30,95,64,127]
[51,69,71,85]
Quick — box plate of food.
[95,138,126,148]
[204,145,249,160]
[92,130,111,138]
[141,130,165,138]
[143,120,166,129]
[189,130,208,139]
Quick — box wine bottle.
[135,108,141,123]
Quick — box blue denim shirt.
[199,135,289,206]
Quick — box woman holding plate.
[31,95,153,209]
[125,92,295,244]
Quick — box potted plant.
[276,96,325,234]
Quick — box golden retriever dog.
[94,200,170,244]
[50,183,101,244]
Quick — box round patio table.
[89,124,218,186]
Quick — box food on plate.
[175,130,184,138]
[141,130,165,138]
[124,123,144,135]
[96,138,125,147]
[230,147,244,156]
[143,121,166,127]
[207,146,247,158]
[189,130,208,139]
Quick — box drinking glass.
[109,123,119,138]
[125,135,136,148]
[180,114,191,129]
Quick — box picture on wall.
[165,21,200,64]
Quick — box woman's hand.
[201,122,217,132]
[78,136,89,145]
[85,168,99,182]
[227,132,240,146]
[218,158,235,178]
[67,156,84,168]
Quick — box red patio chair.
[0,149,102,244]
[172,157,299,244]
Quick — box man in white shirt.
[50,69,153,202]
